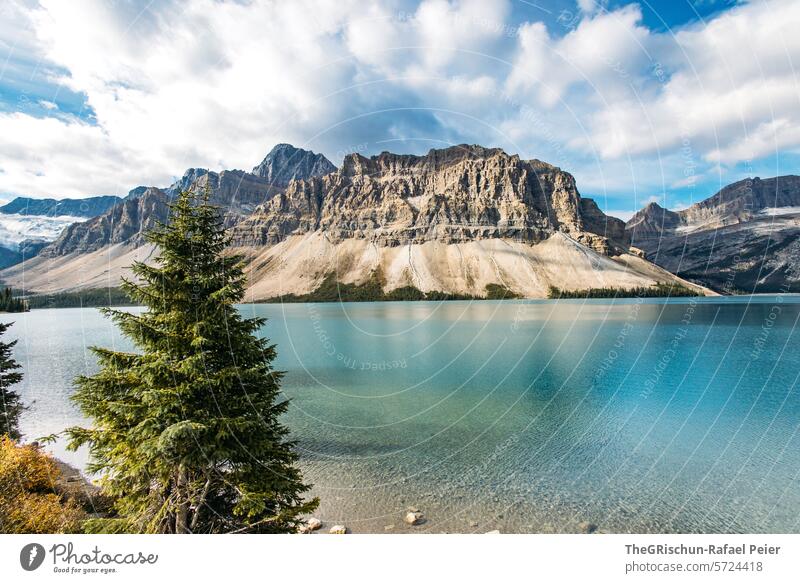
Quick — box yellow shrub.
[0,436,84,533]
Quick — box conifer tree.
[0,288,25,313]
[0,322,23,440]
[67,190,318,533]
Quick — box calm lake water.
[5,296,800,533]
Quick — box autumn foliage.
[0,436,84,533]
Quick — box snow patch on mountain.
[758,206,800,217]
[0,214,86,250]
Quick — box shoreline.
[12,291,800,311]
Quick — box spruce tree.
[0,288,27,313]
[67,190,318,533]
[0,322,23,440]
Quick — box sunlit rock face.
[231,144,627,252]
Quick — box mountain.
[39,188,171,257]
[38,172,283,259]
[626,176,800,292]
[624,202,683,240]
[0,195,123,268]
[0,214,90,251]
[0,195,121,217]
[126,186,149,198]
[231,145,689,299]
[233,145,628,250]
[0,144,706,298]
[164,168,209,197]
[0,247,22,270]
[0,144,344,283]
[192,169,282,212]
[251,143,335,187]
[30,148,328,259]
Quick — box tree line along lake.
[6,295,800,533]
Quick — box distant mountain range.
[37,145,333,259]
[1,142,797,297]
[0,144,700,298]
[626,176,800,293]
[0,195,122,268]
[0,195,121,217]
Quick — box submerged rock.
[578,521,598,534]
[329,524,348,534]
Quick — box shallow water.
[6,296,800,533]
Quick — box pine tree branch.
[226,513,282,534]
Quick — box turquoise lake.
[5,296,800,533]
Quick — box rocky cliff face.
[628,176,800,243]
[681,175,800,228]
[626,175,800,292]
[164,168,209,197]
[39,188,170,257]
[251,143,335,187]
[625,202,684,241]
[39,162,298,257]
[192,169,281,213]
[39,144,630,258]
[232,145,628,253]
[127,169,210,200]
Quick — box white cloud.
[580,0,800,164]
[606,209,634,221]
[507,5,651,107]
[0,112,155,196]
[0,0,42,55]
[0,0,798,202]
[576,0,607,15]
[707,118,800,164]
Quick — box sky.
[1,0,799,220]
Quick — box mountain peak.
[252,143,335,187]
[693,174,800,214]
[0,195,121,218]
[625,200,683,242]
[268,143,300,154]
[338,144,516,177]
[165,168,209,197]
